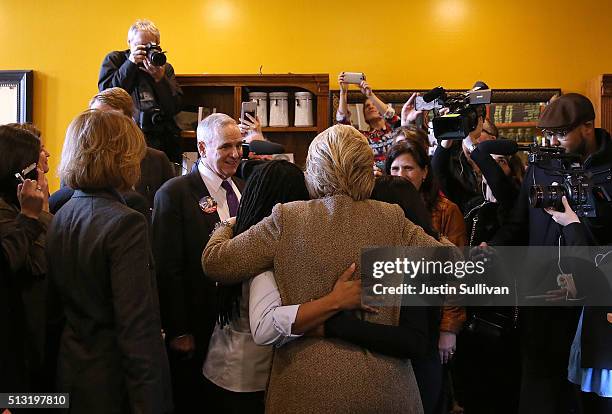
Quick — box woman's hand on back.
[329,263,377,313]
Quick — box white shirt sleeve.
[249,270,302,347]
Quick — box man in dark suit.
[138,146,177,208]
[152,113,244,413]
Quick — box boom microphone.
[422,86,445,103]
[248,140,285,155]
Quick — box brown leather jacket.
[431,194,467,333]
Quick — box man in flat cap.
[539,93,600,157]
[491,93,612,413]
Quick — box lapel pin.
[199,196,218,214]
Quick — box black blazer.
[152,170,244,360]
[46,190,171,414]
[137,147,176,210]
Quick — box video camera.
[419,86,492,140]
[478,139,611,218]
[519,144,610,218]
[515,143,578,165]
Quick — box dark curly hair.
[216,160,310,326]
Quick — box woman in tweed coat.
[203,124,447,414]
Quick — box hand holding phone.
[17,179,44,219]
[14,162,37,184]
[240,101,257,125]
[342,72,366,85]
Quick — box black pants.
[580,390,612,414]
[167,349,206,414]
[412,350,444,414]
[518,307,581,414]
[202,377,265,414]
[519,376,579,414]
[454,329,521,414]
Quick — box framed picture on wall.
[0,70,33,125]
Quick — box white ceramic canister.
[294,91,314,127]
[269,92,289,127]
[248,92,268,127]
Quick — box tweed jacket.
[203,194,447,414]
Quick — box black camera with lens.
[144,42,167,66]
[524,145,612,218]
[423,86,492,140]
[139,107,165,132]
[530,174,599,218]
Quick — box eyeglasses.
[482,129,496,136]
[542,129,571,140]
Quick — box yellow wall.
[1,0,611,190]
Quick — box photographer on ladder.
[98,19,183,164]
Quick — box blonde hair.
[305,124,374,201]
[89,87,134,117]
[59,110,146,191]
[127,19,160,43]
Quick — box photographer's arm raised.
[336,72,351,123]
[98,51,141,93]
[359,80,394,118]
[401,93,423,126]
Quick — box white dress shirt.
[202,271,302,392]
[201,159,268,392]
[199,162,301,391]
[202,281,274,392]
[197,160,241,220]
[249,271,302,347]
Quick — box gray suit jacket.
[46,189,171,414]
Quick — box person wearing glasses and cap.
[488,93,612,413]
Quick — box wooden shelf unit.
[496,121,538,128]
[176,74,330,166]
[587,74,612,132]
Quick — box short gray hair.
[305,124,374,201]
[128,19,160,43]
[196,113,237,145]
